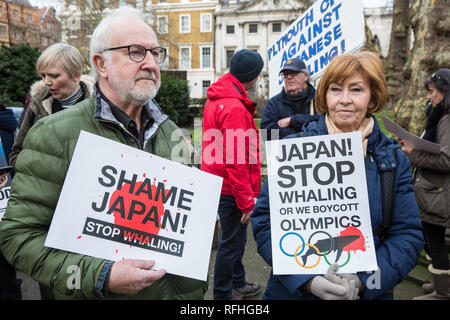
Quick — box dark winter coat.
[409,114,450,228]
[251,114,424,300]
[0,107,18,163]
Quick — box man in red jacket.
[201,49,263,300]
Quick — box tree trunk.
[394,0,450,135]
[385,0,410,109]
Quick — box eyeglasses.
[281,71,300,79]
[103,45,166,64]
[431,73,441,80]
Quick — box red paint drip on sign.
[339,226,366,252]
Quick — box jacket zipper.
[98,117,169,151]
[98,118,143,149]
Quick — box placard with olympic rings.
[266,132,378,274]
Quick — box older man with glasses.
[261,58,318,140]
[0,7,205,300]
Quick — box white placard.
[45,131,222,281]
[266,132,377,274]
[268,0,365,98]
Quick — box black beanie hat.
[230,49,264,83]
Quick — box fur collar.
[30,74,95,97]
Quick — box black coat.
[0,106,18,164]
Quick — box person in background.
[18,93,32,129]
[201,49,263,300]
[401,68,450,300]
[7,42,93,301]
[0,102,19,300]
[0,102,18,165]
[260,58,318,141]
[252,51,424,300]
[9,42,94,168]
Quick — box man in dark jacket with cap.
[201,49,263,300]
[261,58,318,140]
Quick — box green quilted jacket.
[0,93,207,299]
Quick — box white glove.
[309,276,347,300]
[310,264,359,300]
[323,264,360,300]
[340,273,363,291]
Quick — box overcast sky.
[28,0,391,14]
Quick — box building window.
[0,7,3,18]
[201,47,211,68]
[14,31,19,41]
[0,26,6,38]
[26,14,32,24]
[200,13,212,33]
[13,10,19,21]
[179,47,191,70]
[202,80,210,97]
[179,14,190,33]
[41,36,47,45]
[70,29,77,38]
[157,16,168,34]
[226,50,234,69]
[160,46,169,70]
[119,0,127,6]
[226,25,234,34]
[272,22,281,33]
[249,24,258,33]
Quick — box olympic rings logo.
[279,231,352,269]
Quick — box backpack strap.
[27,106,36,127]
[373,149,398,243]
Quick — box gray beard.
[108,70,161,106]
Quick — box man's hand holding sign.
[109,259,166,295]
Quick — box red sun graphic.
[109,182,165,235]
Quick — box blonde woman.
[9,43,94,167]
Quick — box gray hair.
[89,6,148,81]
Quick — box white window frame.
[200,13,212,33]
[199,45,212,69]
[157,15,168,34]
[272,22,282,33]
[136,0,144,9]
[0,25,6,38]
[202,80,211,97]
[179,14,191,33]
[226,25,235,34]
[248,23,258,34]
[160,45,169,70]
[179,46,191,70]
